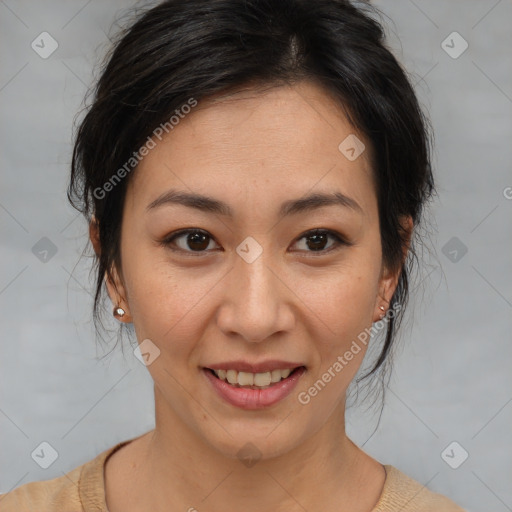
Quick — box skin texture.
[90,81,413,512]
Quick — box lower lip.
[203,367,306,410]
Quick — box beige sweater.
[1,438,466,511]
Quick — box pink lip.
[203,367,306,410]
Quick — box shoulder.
[0,440,131,512]
[373,465,467,512]
[0,462,85,512]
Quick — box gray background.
[1,1,511,511]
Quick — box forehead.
[126,81,376,217]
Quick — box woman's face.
[102,81,403,460]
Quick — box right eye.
[159,229,222,255]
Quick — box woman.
[1,0,466,510]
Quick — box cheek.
[314,276,375,353]
[310,286,378,402]
[291,259,379,377]
[292,271,379,413]
[123,252,221,353]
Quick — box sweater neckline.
[79,437,399,512]
[80,437,138,511]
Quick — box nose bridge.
[217,249,291,342]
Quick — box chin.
[217,435,298,463]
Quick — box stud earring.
[113,306,126,320]
[379,305,386,319]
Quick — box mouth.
[202,365,306,409]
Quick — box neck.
[116,387,385,512]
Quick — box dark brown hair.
[68,0,435,388]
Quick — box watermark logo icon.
[236,236,263,264]
[134,338,161,366]
[338,134,365,161]
[237,442,262,468]
[441,441,469,469]
[441,236,468,263]
[31,441,59,469]
[31,32,58,59]
[32,237,58,263]
[441,32,468,59]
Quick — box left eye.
[160,228,349,255]
[292,229,348,253]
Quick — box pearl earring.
[113,306,126,319]
[379,305,386,319]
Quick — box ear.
[89,215,132,322]
[89,215,102,256]
[373,215,413,322]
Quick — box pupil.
[188,232,209,251]
[307,233,326,251]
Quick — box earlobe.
[373,280,393,323]
[372,272,395,323]
[90,216,132,322]
[104,265,132,323]
[373,215,413,323]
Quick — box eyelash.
[159,228,351,257]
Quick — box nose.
[216,250,295,343]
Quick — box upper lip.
[205,360,305,373]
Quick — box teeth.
[254,372,271,386]
[212,368,297,388]
[271,369,282,383]
[226,370,237,385]
[238,371,254,386]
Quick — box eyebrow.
[146,189,363,217]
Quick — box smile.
[202,366,306,409]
